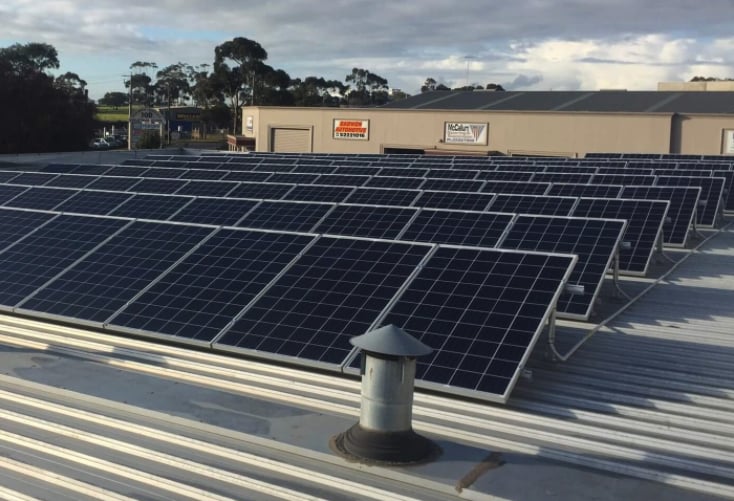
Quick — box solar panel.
[68,164,112,175]
[38,163,79,173]
[4,187,77,210]
[498,215,625,320]
[411,190,495,211]
[121,159,154,167]
[214,236,432,367]
[425,168,479,180]
[0,185,31,204]
[0,208,57,251]
[654,175,725,227]
[364,176,425,189]
[401,209,514,247]
[109,194,193,220]
[531,172,594,184]
[547,183,623,198]
[54,191,133,217]
[343,186,422,206]
[265,173,320,184]
[221,171,274,182]
[132,178,188,194]
[713,170,734,211]
[332,166,378,176]
[168,197,258,226]
[591,174,657,186]
[540,165,598,174]
[480,181,551,195]
[239,200,334,232]
[620,186,700,247]
[227,182,295,200]
[572,198,668,276]
[174,180,239,197]
[105,166,148,177]
[288,164,338,175]
[476,171,536,182]
[179,169,229,181]
[313,204,417,239]
[141,167,188,179]
[0,215,130,308]
[86,176,142,192]
[9,172,59,185]
[362,246,576,402]
[281,184,355,203]
[375,167,428,178]
[43,174,97,189]
[315,174,371,186]
[486,194,578,216]
[595,167,654,176]
[420,178,485,192]
[107,230,315,343]
[17,221,214,323]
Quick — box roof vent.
[331,325,440,464]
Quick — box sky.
[2,0,734,101]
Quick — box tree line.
[0,36,505,153]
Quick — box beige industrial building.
[241,90,734,157]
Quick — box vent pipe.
[332,325,440,464]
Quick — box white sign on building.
[722,129,734,154]
[444,122,488,145]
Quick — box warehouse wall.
[242,106,732,157]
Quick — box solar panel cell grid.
[168,197,258,226]
[281,184,355,203]
[412,190,494,211]
[18,221,214,323]
[344,188,421,207]
[4,187,77,210]
[313,204,417,239]
[108,230,315,342]
[375,247,576,401]
[44,174,98,189]
[86,176,142,192]
[55,190,133,216]
[227,182,295,200]
[547,183,623,198]
[174,180,239,197]
[364,176,426,189]
[486,194,578,217]
[215,237,431,366]
[239,201,333,232]
[401,209,514,247]
[109,194,193,220]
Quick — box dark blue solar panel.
[344,188,421,206]
[547,183,623,198]
[402,209,514,247]
[168,197,258,226]
[487,194,577,216]
[44,174,97,189]
[287,164,338,175]
[69,164,112,175]
[591,174,657,186]
[109,194,193,220]
[425,168,479,180]
[121,159,155,167]
[281,184,355,203]
[655,176,725,227]
[215,237,431,366]
[531,173,594,184]
[174,180,238,197]
[573,198,668,276]
[18,221,213,323]
[315,174,370,186]
[239,201,333,232]
[332,166,378,176]
[221,171,273,182]
[373,247,576,401]
[140,167,188,179]
[105,166,148,177]
[477,171,536,182]
[132,178,188,194]
[713,170,734,211]
[481,181,551,195]
[86,176,142,192]
[108,230,315,342]
[0,185,31,204]
[9,172,58,185]
[376,167,428,178]
[227,182,295,200]
[313,205,417,239]
[38,163,79,174]
[0,172,21,183]
[180,169,230,181]
[620,186,700,247]
[0,208,57,251]
[412,191,495,211]
[500,215,625,320]
[55,190,133,215]
[420,179,484,192]
[365,176,425,189]
[4,187,77,210]
[265,173,318,184]
[595,167,654,176]
[0,215,129,307]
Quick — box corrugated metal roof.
[382,90,734,114]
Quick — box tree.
[154,62,191,107]
[345,67,388,106]
[485,83,505,91]
[98,91,129,109]
[290,76,345,107]
[214,37,268,133]
[128,61,158,107]
[0,42,95,153]
[421,78,450,93]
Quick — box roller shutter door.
[271,128,311,153]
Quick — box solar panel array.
[0,149,729,403]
